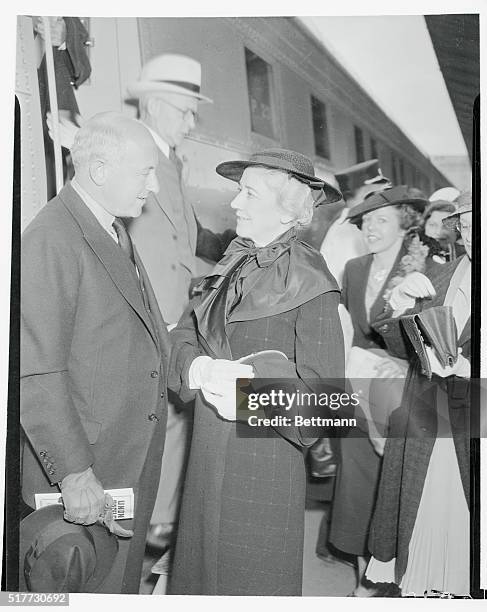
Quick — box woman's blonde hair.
[261,169,314,227]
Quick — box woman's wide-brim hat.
[347,185,428,225]
[127,54,213,103]
[19,505,118,593]
[215,148,342,205]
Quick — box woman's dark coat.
[167,236,344,595]
[368,256,471,583]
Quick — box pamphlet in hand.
[34,487,134,520]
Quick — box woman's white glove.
[189,356,254,421]
[425,346,470,379]
[389,272,436,315]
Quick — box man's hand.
[46,111,82,150]
[97,493,133,538]
[33,16,67,47]
[389,272,436,314]
[59,466,105,525]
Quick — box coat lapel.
[369,245,407,324]
[151,152,181,229]
[354,254,373,338]
[59,184,159,347]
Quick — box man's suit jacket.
[21,182,171,507]
[128,150,234,324]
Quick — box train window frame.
[391,152,399,185]
[310,95,331,161]
[243,46,279,143]
[370,136,378,160]
[398,158,405,184]
[354,125,364,163]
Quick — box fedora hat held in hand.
[19,505,118,593]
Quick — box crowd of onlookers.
[307,170,472,598]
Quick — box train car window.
[245,48,276,140]
[311,96,330,160]
[399,158,405,184]
[354,126,364,163]
[370,137,378,160]
[391,152,399,185]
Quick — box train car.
[18,17,451,238]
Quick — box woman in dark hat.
[166,148,344,596]
[327,185,431,596]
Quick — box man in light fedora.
[126,54,235,563]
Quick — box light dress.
[366,260,471,596]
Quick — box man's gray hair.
[71,112,129,169]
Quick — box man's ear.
[89,159,107,186]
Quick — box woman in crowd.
[422,199,459,262]
[366,192,472,597]
[166,148,345,596]
[328,185,429,597]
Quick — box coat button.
[151,371,159,378]
[160,391,165,399]
[148,414,160,422]
[380,324,389,333]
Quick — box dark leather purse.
[400,305,458,379]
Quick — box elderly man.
[126,54,235,555]
[21,112,171,593]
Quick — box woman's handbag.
[400,305,458,379]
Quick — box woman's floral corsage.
[383,230,430,305]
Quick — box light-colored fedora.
[127,54,212,103]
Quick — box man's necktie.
[112,217,135,265]
[169,148,183,181]
[112,217,151,312]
